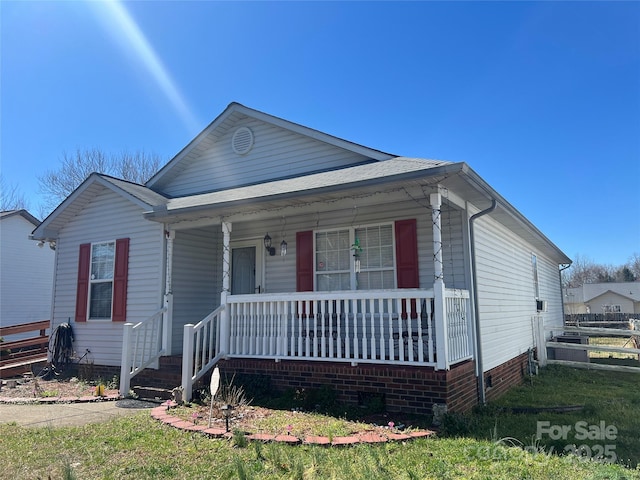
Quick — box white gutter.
[469,198,497,405]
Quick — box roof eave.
[143,162,465,222]
[458,165,572,265]
[32,174,163,240]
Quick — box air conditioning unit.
[536,300,548,312]
[553,335,589,363]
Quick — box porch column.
[219,221,232,355]
[431,191,449,369]
[162,229,175,354]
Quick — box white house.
[31,103,571,414]
[564,283,640,316]
[0,210,55,335]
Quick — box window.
[89,242,115,319]
[314,224,395,291]
[603,305,622,313]
[531,254,540,299]
[75,238,129,322]
[354,224,395,290]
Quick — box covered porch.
[119,185,477,400]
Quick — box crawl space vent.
[231,126,254,155]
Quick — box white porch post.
[119,322,134,396]
[219,221,232,355]
[162,229,175,354]
[431,191,449,370]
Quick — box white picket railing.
[119,306,167,396]
[226,288,471,367]
[180,288,473,401]
[445,290,473,364]
[181,305,224,397]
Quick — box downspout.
[469,198,497,405]
[559,264,572,325]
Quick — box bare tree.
[563,253,639,287]
[0,175,29,211]
[626,253,640,281]
[38,149,162,212]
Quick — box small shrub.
[232,429,248,448]
[216,374,252,408]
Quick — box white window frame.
[88,240,116,321]
[313,222,397,291]
[531,253,540,300]
[603,304,622,313]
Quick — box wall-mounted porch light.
[264,233,276,256]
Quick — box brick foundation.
[68,351,529,413]
[483,351,530,402]
[219,358,478,415]
[68,355,183,390]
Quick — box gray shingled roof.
[0,209,40,226]
[165,157,450,211]
[99,175,168,207]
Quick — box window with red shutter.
[294,220,419,293]
[75,238,129,322]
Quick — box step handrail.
[182,305,224,401]
[119,307,167,396]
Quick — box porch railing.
[181,305,224,397]
[445,289,473,364]
[226,288,472,368]
[119,306,167,396]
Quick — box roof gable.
[32,173,167,240]
[146,103,395,195]
[0,209,40,227]
[583,282,640,302]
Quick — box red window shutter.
[395,219,419,288]
[112,238,130,322]
[75,243,91,323]
[296,231,314,292]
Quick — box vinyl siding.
[226,197,468,294]
[586,292,635,315]
[473,215,563,372]
[51,188,164,366]
[0,216,55,336]
[171,226,222,355]
[161,118,374,198]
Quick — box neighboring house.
[31,103,571,414]
[564,283,640,316]
[0,210,55,337]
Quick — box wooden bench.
[0,320,50,379]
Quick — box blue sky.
[1,1,638,267]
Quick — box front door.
[231,245,261,294]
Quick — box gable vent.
[231,127,254,155]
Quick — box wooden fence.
[565,313,638,325]
[0,320,50,378]
[534,317,640,374]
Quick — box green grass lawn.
[439,365,640,471]
[1,365,640,479]
[0,414,637,480]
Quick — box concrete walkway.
[0,399,156,428]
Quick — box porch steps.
[131,355,183,401]
[132,385,173,403]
